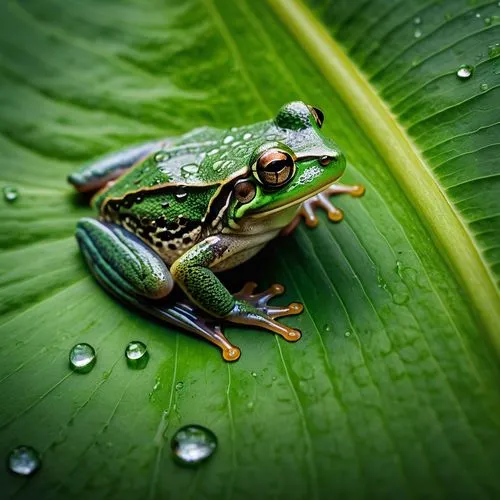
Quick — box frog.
[68,101,364,361]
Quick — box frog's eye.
[234,179,256,203]
[307,105,324,128]
[253,149,296,188]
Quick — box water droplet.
[413,16,421,25]
[154,152,169,163]
[69,343,96,373]
[243,132,252,140]
[488,43,500,58]
[324,325,331,332]
[480,82,489,91]
[125,341,149,369]
[175,187,188,202]
[251,371,257,377]
[456,64,473,79]
[484,16,491,25]
[207,148,219,156]
[171,425,217,466]
[414,28,422,38]
[344,331,352,338]
[247,401,254,410]
[223,135,234,144]
[8,446,41,476]
[175,381,184,391]
[392,292,410,305]
[476,12,481,18]
[3,186,19,203]
[181,164,199,178]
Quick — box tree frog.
[69,102,364,361]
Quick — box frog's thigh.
[76,218,174,299]
[68,139,164,192]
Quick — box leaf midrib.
[267,0,500,354]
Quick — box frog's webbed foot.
[162,302,241,362]
[281,182,365,235]
[229,282,303,342]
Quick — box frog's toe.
[299,182,365,227]
[231,282,303,342]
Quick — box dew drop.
[243,132,253,140]
[251,371,257,378]
[223,135,234,144]
[414,28,422,38]
[69,343,96,373]
[175,187,188,202]
[247,401,254,410]
[181,164,199,178]
[344,331,352,338]
[480,82,489,91]
[7,446,40,476]
[488,43,500,58]
[154,152,169,163]
[175,381,184,391]
[207,148,219,156]
[392,292,410,305]
[413,16,421,25]
[456,64,473,79]
[475,12,481,18]
[171,425,217,466]
[3,186,19,203]
[125,341,149,369]
[484,16,491,25]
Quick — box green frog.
[69,101,364,361]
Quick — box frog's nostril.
[319,155,337,166]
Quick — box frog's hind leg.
[281,183,365,235]
[68,140,164,193]
[75,218,241,361]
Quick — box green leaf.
[1,0,499,498]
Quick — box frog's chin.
[248,183,334,219]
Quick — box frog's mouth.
[248,182,334,219]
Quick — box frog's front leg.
[170,236,303,342]
[281,182,365,235]
[76,218,241,361]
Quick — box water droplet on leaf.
[8,446,41,476]
[3,186,19,203]
[488,43,500,58]
[125,341,149,369]
[175,187,188,202]
[413,16,421,25]
[480,82,488,91]
[414,28,422,38]
[175,381,184,391]
[69,343,96,373]
[345,331,352,338]
[456,64,473,79]
[171,425,217,466]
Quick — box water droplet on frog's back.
[223,135,234,144]
[125,341,149,369]
[175,187,188,202]
[171,425,217,466]
[69,343,96,373]
[8,446,41,476]
[456,64,473,79]
[3,186,19,203]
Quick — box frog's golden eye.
[234,179,256,203]
[307,105,324,128]
[253,149,296,188]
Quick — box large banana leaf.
[1,0,500,498]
